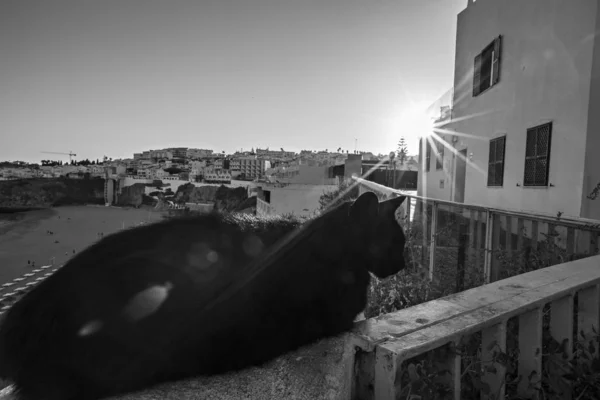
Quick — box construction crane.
[41,151,77,162]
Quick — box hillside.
[0,178,252,212]
[0,178,105,209]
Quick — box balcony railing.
[353,177,600,288]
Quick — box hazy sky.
[0,0,465,163]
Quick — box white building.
[256,165,339,217]
[187,148,213,159]
[419,0,600,220]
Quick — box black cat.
[0,191,407,400]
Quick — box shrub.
[318,179,359,211]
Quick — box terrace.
[0,177,599,399]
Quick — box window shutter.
[492,35,502,85]
[473,54,482,96]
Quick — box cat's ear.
[379,195,407,217]
[349,192,380,223]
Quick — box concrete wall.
[289,165,338,185]
[0,334,359,400]
[416,135,454,201]
[264,184,338,217]
[344,155,362,179]
[435,0,598,218]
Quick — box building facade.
[186,148,213,159]
[237,157,270,180]
[419,0,600,220]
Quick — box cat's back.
[0,213,265,380]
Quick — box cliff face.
[0,178,104,208]
[116,183,146,208]
[175,183,219,204]
[0,179,250,211]
[174,183,249,212]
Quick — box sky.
[0,0,466,164]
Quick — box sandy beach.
[0,205,166,285]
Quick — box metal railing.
[353,177,600,287]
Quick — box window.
[523,122,552,187]
[435,141,444,170]
[487,135,506,187]
[263,190,271,203]
[473,36,502,96]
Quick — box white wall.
[265,184,338,217]
[418,136,454,201]
[438,0,598,218]
[581,1,600,220]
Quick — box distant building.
[237,157,270,180]
[256,164,339,217]
[204,170,232,184]
[186,148,213,159]
[166,147,188,159]
[149,150,173,161]
[336,154,418,189]
[255,148,296,159]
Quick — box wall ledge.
[0,332,362,400]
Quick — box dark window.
[263,190,271,203]
[425,141,431,172]
[487,136,506,187]
[523,123,552,187]
[473,36,502,97]
[435,140,444,170]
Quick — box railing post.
[475,210,484,273]
[456,224,468,292]
[467,209,476,268]
[421,200,428,268]
[374,346,401,400]
[549,294,574,399]
[481,321,507,400]
[429,202,439,281]
[517,307,543,397]
[578,284,600,359]
[405,196,412,229]
[483,210,494,284]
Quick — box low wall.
[0,333,361,400]
[3,255,599,399]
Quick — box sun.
[396,102,435,139]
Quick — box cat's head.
[347,191,407,278]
